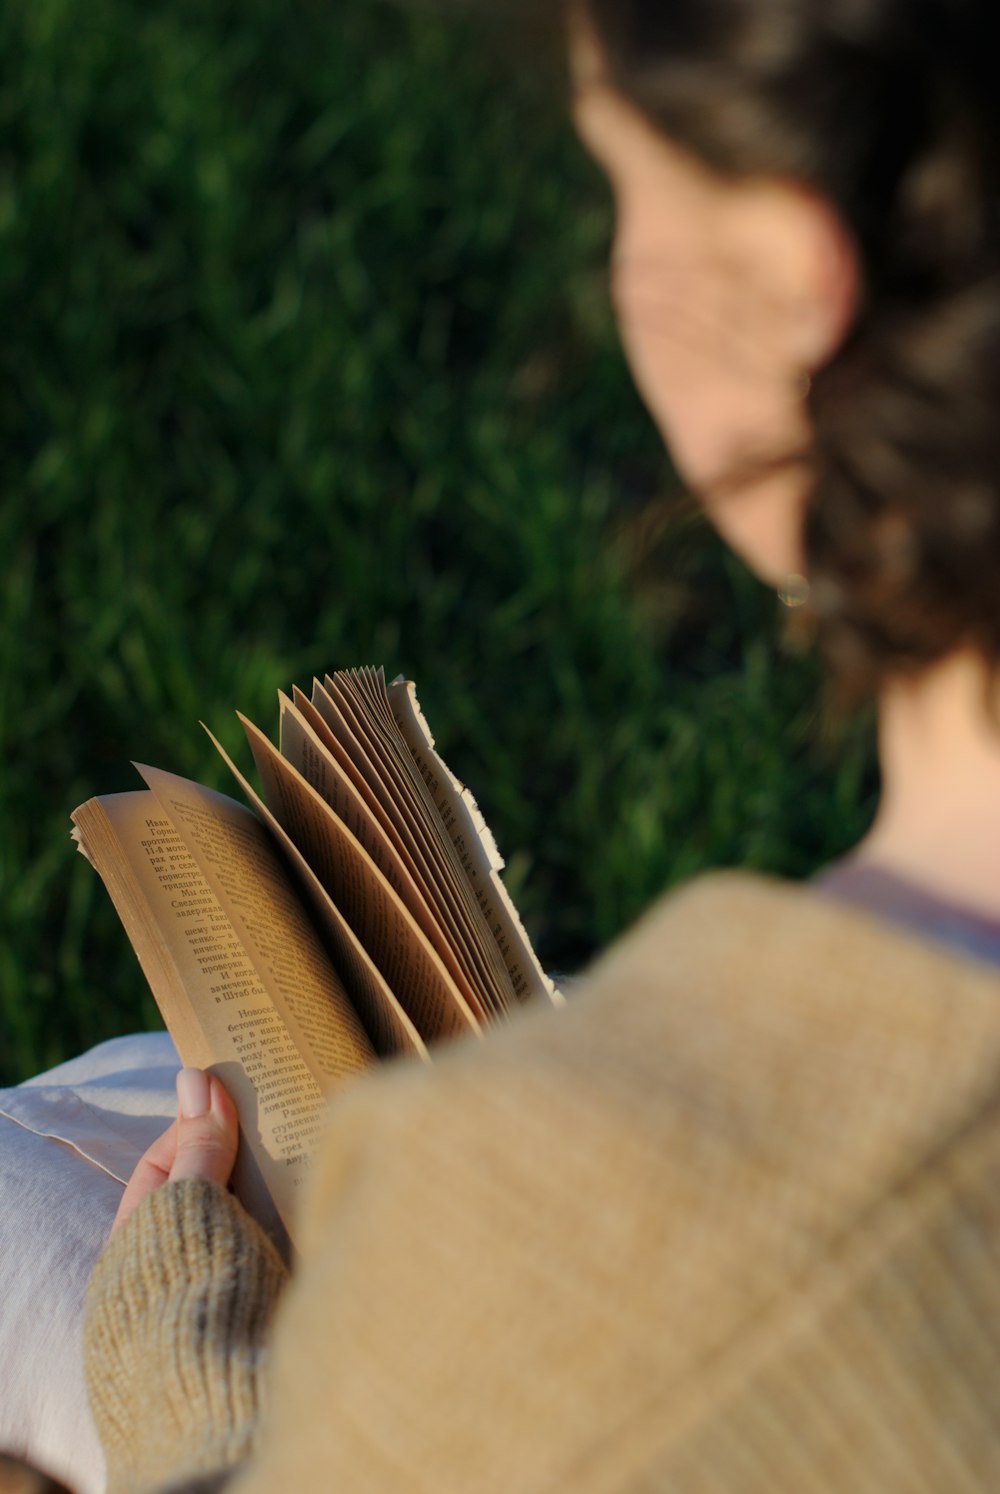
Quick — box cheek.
[613,292,815,582]
[610,239,754,483]
[615,305,758,487]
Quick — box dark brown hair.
[580,0,1000,706]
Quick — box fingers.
[109,1070,240,1238]
[110,1118,180,1236]
[168,1069,240,1188]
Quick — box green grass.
[0,0,876,1084]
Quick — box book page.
[204,725,427,1064]
[342,670,517,1011]
[237,718,482,1043]
[317,674,511,1017]
[137,766,376,1084]
[71,790,371,1252]
[280,692,494,1018]
[387,675,559,1007]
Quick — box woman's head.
[570,0,1000,705]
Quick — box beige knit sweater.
[84,872,1000,1493]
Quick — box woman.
[18,0,1000,1488]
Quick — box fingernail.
[177,1068,210,1119]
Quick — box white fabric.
[0,1032,180,1494]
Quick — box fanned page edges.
[315,672,515,1016]
[278,690,498,1021]
[203,727,428,1064]
[211,665,557,1049]
[236,713,480,1042]
[385,673,559,1008]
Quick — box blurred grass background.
[0,0,876,1084]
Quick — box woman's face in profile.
[568,27,829,584]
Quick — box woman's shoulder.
[314,868,1000,1153]
[580,864,1000,1088]
[580,866,1000,1029]
[302,869,1000,1268]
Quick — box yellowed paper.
[71,788,370,1251]
[137,765,375,1084]
[204,725,427,1063]
[322,673,512,1017]
[238,717,481,1043]
[387,675,559,1007]
[353,667,521,1010]
[280,692,506,1019]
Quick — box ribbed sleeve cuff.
[84,1179,288,1494]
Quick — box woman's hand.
[110,1067,240,1236]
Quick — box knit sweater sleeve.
[83,1179,288,1494]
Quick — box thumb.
[170,1068,240,1187]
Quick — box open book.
[71,668,557,1253]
